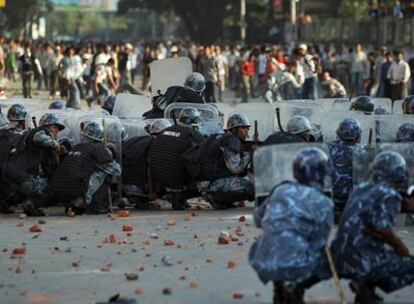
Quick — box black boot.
[169,192,190,210]
[23,199,45,217]
[350,281,383,304]
[273,281,286,304]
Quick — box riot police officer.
[249,147,334,304]
[402,95,414,114]
[332,151,414,303]
[122,119,172,210]
[102,95,116,115]
[6,104,28,134]
[329,118,364,222]
[149,107,204,210]
[396,123,414,142]
[185,72,206,95]
[52,121,121,214]
[350,95,375,114]
[5,113,65,215]
[183,113,254,209]
[49,100,65,110]
[143,73,205,119]
[263,115,314,145]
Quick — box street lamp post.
[291,0,297,41]
[240,0,246,45]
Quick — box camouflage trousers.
[375,254,414,293]
[205,176,254,207]
[85,171,107,205]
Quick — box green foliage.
[3,0,53,33]
[117,0,271,42]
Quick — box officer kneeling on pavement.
[149,107,204,210]
[249,147,334,304]
[6,104,28,134]
[51,121,121,215]
[4,113,65,216]
[332,151,414,303]
[183,113,254,209]
[122,119,172,210]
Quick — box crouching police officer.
[249,147,334,304]
[264,115,315,145]
[5,113,65,216]
[51,121,121,214]
[332,151,414,303]
[329,118,364,222]
[184,113,254,209]
[122,119,172,210]
[149,107,204,210]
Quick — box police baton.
[275,108,284,132]
[325,246,346,304]
[102,118,114,215]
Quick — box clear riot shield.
[229,102,274,141]
[353,143,414,186]
[254,143,330,205]
[27,109,77,150]
[273,102,325,142]
[0,98,46,114]
[164,102,220,122]
[216,102,234,126]
[334,97,393,113]
[120,118,148,139]
[372,98,392,113]
[321,111,374,145]
[392,99,404,114]
[330,98,351,111]
[317,98,340,111]
[150,57,193,97]
[112,93,152,119]
[375,115,414,143]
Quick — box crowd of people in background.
[0,38,413,106]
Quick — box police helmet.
[82,121,104,142]
[49,100,65,110]
[293,147,329,186]
[227,113,251,130]
[287,115,312,135]
[178,107,202,128]
[350,96,374,114]
[7,104,28,121]
[39,113,66,131]
[103,95,116,114]
[336,118,362,142]
[402,95,414,114]
[147,119,172,135]
[373,106,390,115]
[370,151,408,185]
[396,123,414,143]
[185,72,206,93]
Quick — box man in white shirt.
[298,44,318,99]
[350,43,367,96]
[387,50,411,101]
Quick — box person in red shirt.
[240,51,255,102]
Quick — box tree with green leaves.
[3,0,53,37]
[118,0,272,43]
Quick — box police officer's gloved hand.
[106,145,116,159]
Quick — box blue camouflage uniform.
[84,160,121,205]
[249,181,334,284]
[332,181,414,293]
[329,140,363,209]
[206,144,254,205]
